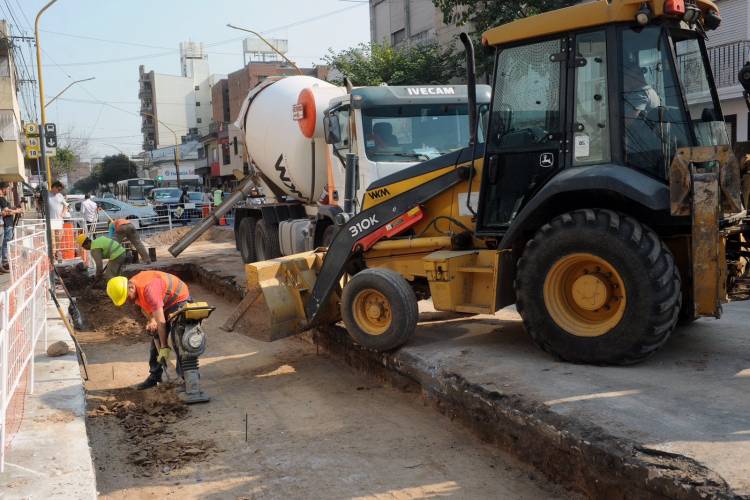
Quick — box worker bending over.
[106,271,190,390]
[77,234,127,282]
[108,218,151,264]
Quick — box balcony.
[707,40,750,90]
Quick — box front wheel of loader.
[516,209,681,365]
[341,268,418,351]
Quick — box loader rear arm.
[304,166,470,325]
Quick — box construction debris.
[88,387,215,472]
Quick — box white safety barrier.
[0,223,48,471]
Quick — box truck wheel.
[321,224,337,248]
[516,209,681,365]
[254,219,281,261]
[341,268,418,351]
[238,217,257,264]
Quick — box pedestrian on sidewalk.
[81,193,99,236]
[106,271,192,390]
[108,218,151,263]
[76,234,127,283]
[0,181,23,272]
[48,181,69,262]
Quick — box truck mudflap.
[669,145,743,317]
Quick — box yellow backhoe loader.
[240,0,747,364]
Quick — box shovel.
[49,288,89,381]
[52,267,87,331]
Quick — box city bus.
[114,178,156,206]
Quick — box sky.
[5,0,370,163]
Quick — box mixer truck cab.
[232,75,490,264]
[321,84,491,207]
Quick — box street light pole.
[226,24,304,75]
[45,77,96,108]
[34,0,58,274]
[142,111,181,186]
[35,0,58,188]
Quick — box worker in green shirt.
[213,186,223,207]
[76,233,127,282]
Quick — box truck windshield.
[362,104,488,163]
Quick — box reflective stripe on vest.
[164,274,186,310]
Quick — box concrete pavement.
[0,301,97,499]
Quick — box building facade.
[0,20,26,183]
[138,42,224,152]
[369,0,464,49]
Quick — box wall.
[0,21,25,181]
[708,0,749,48]
[152,73,195,147]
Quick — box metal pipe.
[45,77,95,108]
[370,236,453,252]
[459,32,479,218]
[168,176,257,257]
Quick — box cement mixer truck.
[232,75,491,263]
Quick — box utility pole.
[226,24,303,75]
[34,0,59,273]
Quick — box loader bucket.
[244,250,339,341]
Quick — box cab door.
[476,37,569,234]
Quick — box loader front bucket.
[244,250,340,341]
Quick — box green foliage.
[432,0,578,77]
[324,42,459,86]
[95,154,138,186]
[71,176,99,195]
[51,147,77,177]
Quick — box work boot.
[135,376,161,390]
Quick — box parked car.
[69,197,158,231]
[149,188,182,218]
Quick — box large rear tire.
[341,268,418,351]
[254,219,281,261]
[238,217,257,264]
[516,209,681,365]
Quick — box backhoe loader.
[246,0,747,364]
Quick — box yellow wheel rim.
[352,289,392,336]
[543,253,626,337]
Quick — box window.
[233,137,238,155]
[196,101,201,106]
[725,114,737,145]
[0,110,19,141]
[331,107,351,155]
[574,31,610,165]
[196,118,202,124]
[621,26,691,177]
[222,143,230,165]
[0,55,9,78]
[195,85,200,91]
[490,39,561,150]
[391,28,406,46]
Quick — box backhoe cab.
[248,0,745,365]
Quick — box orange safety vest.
[130,271,190,314]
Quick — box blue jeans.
[1,223,13,265]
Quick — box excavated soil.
[143,226,234,248]
[87,387,215,475]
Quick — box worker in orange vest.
[108,218,151,264]
[106,271,191,389]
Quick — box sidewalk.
[0,300,97,499]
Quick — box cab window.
[490,39,562,149]
[574,31,610,165]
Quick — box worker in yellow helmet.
[76,233,127,283]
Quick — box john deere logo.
[540,153,555,168]
[367,187,391,200]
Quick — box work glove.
[157,347,171,365]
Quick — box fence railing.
[0,223,48,472]
[707,40,750,90]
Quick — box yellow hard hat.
[76,234,88,246]
[106,276,128,307]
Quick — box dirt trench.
[63,271,569,499]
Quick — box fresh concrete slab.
[0,302,97,499]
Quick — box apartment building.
[0,20,26,183]
[370,0,464,49]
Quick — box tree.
[51,147,76,178]
[324,42,459,87]
[432,0,578,77]
[95,154,138,186]
[71,175,99,195]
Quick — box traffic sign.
[23,122,39,136]
[45,122,57,148]
[45,123,56,134]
